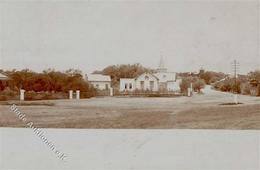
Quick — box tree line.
[0,69,96,99]
[212,70,260,96]
[178,70,226,94]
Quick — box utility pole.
[231,60,240,104]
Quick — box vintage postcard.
[0,0,259,169]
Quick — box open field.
[1,86,260,129]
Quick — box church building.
[119,58,181,92]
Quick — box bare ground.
[1,86,260,129]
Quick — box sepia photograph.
[0,0,260,169]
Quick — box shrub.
[0,87,19,101]
[241,82,251,95]
[180,76,205,94]
[25,91,69,100]
[193,79,206,93]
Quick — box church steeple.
[157,56,167,72]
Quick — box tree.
[200,71,226,84]
[248,70,260,96]
[179,77,193,94]
[193,79,206,93]
[213,77,241,93]
[2,69,97,98]
[180,76,206,94]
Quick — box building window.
[125,83,128,89]
[129,83,132,89]
[96,84,99,88]
[145,75,149,80]
[140,81,144,90]
[150,81,154,90]
[105,84,109,90]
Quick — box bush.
[1,69,97,100]
[180,76,205,94]
[241,82,251,95]
[1,87,18,97]
[25,91,70,100]
[193,79,206,92]
[0,87,19,101]
[213,78,241,93]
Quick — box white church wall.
[120,79,136,92]
[167,79,182,92]
[154,72,176,83]
[135,73,159,91]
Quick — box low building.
[86,74,111,90]
[0,73,9,91]
[0,73,8,80]
[154,72,180,91]
[120,73,159,92]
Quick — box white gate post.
[69,90,73,99]
[187,88,191,97]
[110,88,113,96]
[76,90,80,100]
[20,89,25,101]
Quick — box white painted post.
[20,89,25,101]
[187,88,191,97]
[76,90,80,100]
[69,90,73,99]
[110,88,113,96]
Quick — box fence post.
[69,90,73,99]
[187,88,191,97]
[76,90,80,100]
[20,89,25,101]
[110,88,113,96]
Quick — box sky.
[0,0,259,75]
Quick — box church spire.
[159,56,165,69]
[157,56,167,72]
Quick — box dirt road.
[1,86,260,129]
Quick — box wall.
[120,79,135,92]
[90,81,111,90]
[135,73,159,91]
[167,80,181,92]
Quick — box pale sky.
[0,0,259,74]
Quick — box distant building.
[86,74,111,90]
[0,73,8,80]
[199,67,205,75]
[119,58,181,92]
[120,73,159,92]
[0,73,9,91]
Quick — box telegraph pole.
[231,60,240,104]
